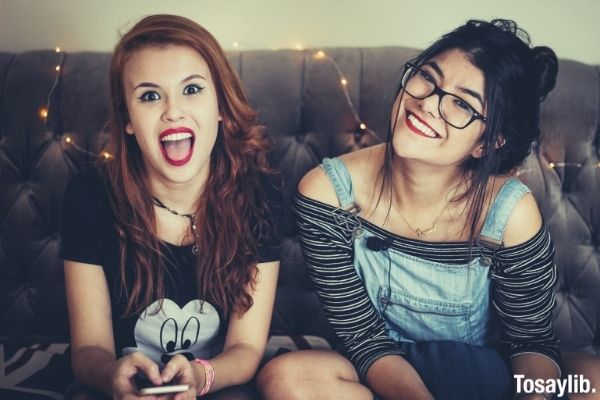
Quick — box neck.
[389,156,466,209]
[148,168,209,215]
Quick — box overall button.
[481,256,492,266]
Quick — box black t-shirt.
[60,167,281,365]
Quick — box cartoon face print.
[122,298,221,366]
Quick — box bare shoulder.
[502,179,543,247]
[297,164,339,207]
[298,144,384,208]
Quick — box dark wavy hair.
[382,19,558,241]
[103,14,274,317]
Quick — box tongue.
[163,138,192,161]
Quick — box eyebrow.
[458,87,484,109]
[424,61,484,109]
[133,74,207,90]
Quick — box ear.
[471,135,506,159]
[495,135,506,149]
[471,143,485,159]
[125,122,134,135]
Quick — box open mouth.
[159,128,195,166]
[405,112,441,139]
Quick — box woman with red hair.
[62,14,280,399]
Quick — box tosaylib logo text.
[514,374,596,397]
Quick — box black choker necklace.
[152,196,199,255]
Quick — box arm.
[65,260,163,397]
[65,259,117,395]
[185,260,279,393]
[296,167,431,400]
[61,173,164,398]
[495,192,561,399]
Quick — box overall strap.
[478,178,531,249]
[320,157,359,212]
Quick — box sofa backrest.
[0,48,598,354]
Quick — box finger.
[161,354,191,383]
[130,352,163,385]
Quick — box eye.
[453,97,473,112]
[418,69,436,84]
[139,91,160,102]
[183,84,203,95]
[180,316,200,350]
[160,318,178,353]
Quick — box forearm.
[366,354,433,400]
[71,345,118,397]
[198,342,263,392]
[512,353,561,399]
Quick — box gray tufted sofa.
[0,47,599,396]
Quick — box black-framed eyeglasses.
[400,62,487,129]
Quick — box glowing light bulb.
[65,136,72,144]
[314,50,326,59]
[359,123,367,130]
[341,78,348,86]
[102,151,112,159]
[55,47,61,53]
[39,107,48,119]
[55,65,61,72]
[548,162,555,168]
[233,42,239,48]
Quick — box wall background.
[1,0,599,65]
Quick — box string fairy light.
[310,49,376,141]
[37,46,114,161]
[39,47,65,124]
[61,134,114,160]
[38,40,600,170]
[547,161,583,169]
[225,41,371,138]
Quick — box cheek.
[390,95,405,129]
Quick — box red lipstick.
[159,127,195,167]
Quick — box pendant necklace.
[152,196,199,255]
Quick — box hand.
[160,354,202,400]
[111,351,163,399]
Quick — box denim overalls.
[322,157,531,399]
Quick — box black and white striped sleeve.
[491,225,562,374]
[294,193,405,379]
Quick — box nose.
[162,96,184,122]
[419,92,441,119]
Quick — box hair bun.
[532,46,558,101]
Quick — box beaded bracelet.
[194,358,215,396]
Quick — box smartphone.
[135,373,189,396]
[138,384,189,395]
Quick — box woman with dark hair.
[257,19,590,399]
[61,14,280,399]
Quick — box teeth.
[160,132,192,142]
[408,114,438,138]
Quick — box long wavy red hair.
[103,14,274,317]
